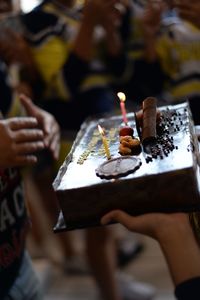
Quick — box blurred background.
[2,0,200,299]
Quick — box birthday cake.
[53,101,200,231]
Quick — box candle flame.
[98,124,104,135]
[117,92,126,102]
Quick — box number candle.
[98,125,111,160]
[117,92,128,125]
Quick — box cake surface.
[53,102,200,231]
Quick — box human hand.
[0,0,12,13]
[0,28,36,71]
[174,1,200,29]
[19,94,60,160]
[83,0,123,29]
[0,117,44,168]
[101,210,200,286]
[141,0,165,39]
[101,209,190,241]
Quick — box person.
[101,209,200,300]
[0,1,71,269]
[17,1,156,300]
[114,0,166,108]
[137,0,200,124]
[0,93,60,300]
[19,0,131,128]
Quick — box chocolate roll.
[142,97,157,150]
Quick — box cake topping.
[95,156,142,180]
[142,97,157,151]
[119,136,142,156]
[119,126,134,137]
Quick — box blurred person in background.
[0,6,61,298]
[135,0,200,124]
[20,0,129,128]
[114,0,166,108]
[0,0,69,266]
[0,1,156,300]
[18,0,155,300]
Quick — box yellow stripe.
[171,81,200,99]
[156,37,177,76]
[80,75,112,91]
[128,50,144,60]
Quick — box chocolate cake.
[53,102,200,231]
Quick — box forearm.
[63,17,95,93]
[105,29,122,57]
[104,30,127,77]
[143,36,158,63]
[73,17,95,62]
[158,223,200,286]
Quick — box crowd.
[0,0,200,300]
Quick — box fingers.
[43,121,60,159]
[101,210,136,230]
[42,115,52,138]
[15,155,38,166]
[20,94,53,137]
[39,112,60,158]
[19,94,61,160]
[48,131,60,160]
[14,129,44,143]
[15,141,45,155]
[9,117,38,130]
[101,210,157,237]
[19,93,36,117]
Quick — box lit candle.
[117,92,128,125]
[98,125,111,160]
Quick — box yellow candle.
[117,92,128,125]
[98,125,111,160]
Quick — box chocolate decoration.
[119,126,134,137]
[95,156,142,179]
[142,97,157,149]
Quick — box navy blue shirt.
[175,277,200,300]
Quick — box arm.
[103,1,132,77]
[101,0,128,57]
[101,210,200,287]
[61,0,100,95]
[72,0,109,62]
[140,1,164,63]
[63,0,126,90]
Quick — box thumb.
[19,94,37,117]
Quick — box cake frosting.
[53,102,200,231]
